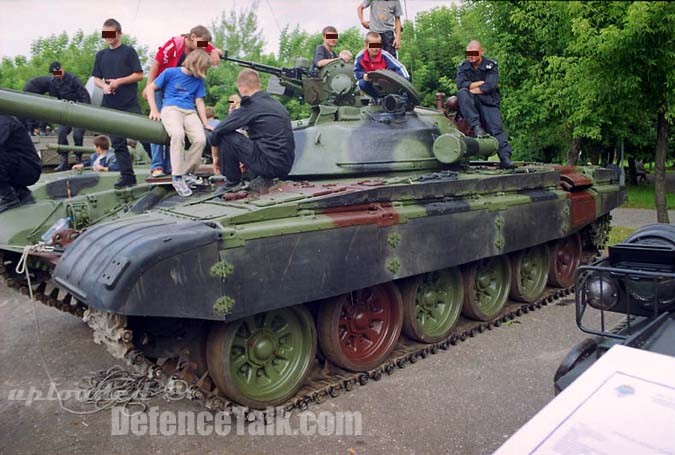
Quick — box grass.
[608,226,636,246]
[623,184,675,210]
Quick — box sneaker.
[114,176,137,189]
[172,176,193,197]
[151,168,166,178]
[183,173,203,186]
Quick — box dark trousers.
[0,153,41,191]
[456,88,512,162]
[109,104,140,179]
[218,132,288,182]
[57,125,85,147]
[57,125,85,160]
[379,30,397,59]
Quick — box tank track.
[0,216,611,420]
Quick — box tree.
[207,4,267,118]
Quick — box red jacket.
[155,35,215,76]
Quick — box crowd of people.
[1,0,514,211]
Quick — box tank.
[554,224,675,393]
[0,57,626,411]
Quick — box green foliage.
[624,183,675,210]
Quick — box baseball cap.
[49,61,62,73]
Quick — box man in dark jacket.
[210,69,295,190]
[48,61,92,170]
[22,76,52,135]
[456,40,513,169]
[0,115,41,213]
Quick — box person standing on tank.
[47,61,92,171]
[21,76,52,135]
[92,18,143,188]
[456,40,514,169]
[357,0,403,58]
[0,115,41,213]
[144,25,223,178]
[210,69,295,191]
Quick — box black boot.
[0,187,20,214]
[499,153,515,169]
[15,187,35,204]
[54,153,69,172]
[75,153,83,164]
[114,175,137,189]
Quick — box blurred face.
[465,44,483,67]
[366,37,382,58]
[324,32,338,48]
[51,69,64,79]
[187,33,210,51]
[102,26,121,47]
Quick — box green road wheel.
[548,233,582,288]
[400,268,463,343]
[462,255,512,321]
[206,306,316,409]
[510,244,550,302]
[318,282,403,372]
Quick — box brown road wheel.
[509,244,550,302]
[318,282,403,372]
[400,268,463,343]
[461,255,512,321]
[548,233,582,288]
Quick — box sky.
[0,0,458,59]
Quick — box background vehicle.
[554,224,675,393]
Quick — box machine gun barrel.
[220,52,308,88]
[0,88,170,145]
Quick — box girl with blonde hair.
[144,49,212,197]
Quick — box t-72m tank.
[0,57,625,411]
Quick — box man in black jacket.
[456,41,513,169]
[0,115,41,213]
[22,76,52,135]
[210,69,295,190]
[48,61,91,170]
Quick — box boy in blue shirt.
[144,50,212,197]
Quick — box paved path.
[611,208,674,229]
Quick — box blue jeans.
[358,79,380,99]
[150,90,171,173]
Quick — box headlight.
[585,274,619,310]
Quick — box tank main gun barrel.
[0,88,169,145]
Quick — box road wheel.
[400,268,463,343]
[462,255,512,321]
[318,283,403,372]
[206,306,316,409]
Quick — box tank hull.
[53,167,625,320]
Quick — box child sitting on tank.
[144,49,213,197]
[71,135,119,172]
